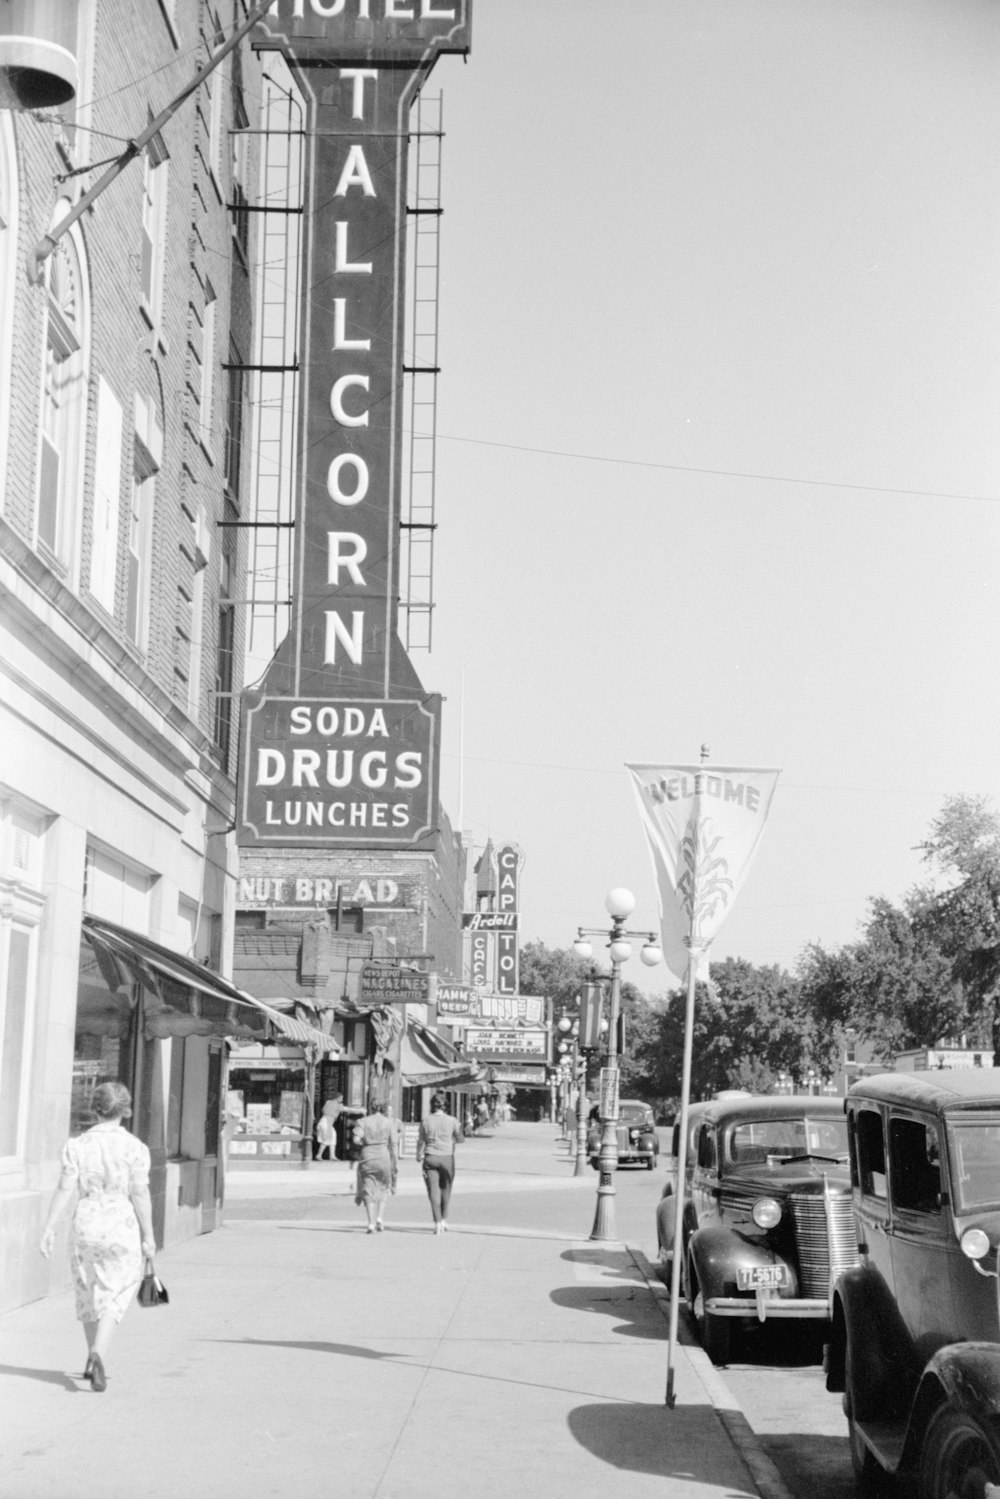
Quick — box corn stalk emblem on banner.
[626,763,781,985]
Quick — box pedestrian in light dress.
[39,1081,156,1393]
[352,1100,397,1233]
[416,1093,463,1234]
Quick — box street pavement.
[1,1123,794,1499]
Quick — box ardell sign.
[238,6,471,848]
[461,912,517,932]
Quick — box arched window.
[0,116,17,506]
[36,206,89,579]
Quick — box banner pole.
[665,948,699,1408]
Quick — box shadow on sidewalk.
[0,1363,82,1392]
[207,1338,398,1362]
[549,1285,664,1341]
[567,1401,753,1487]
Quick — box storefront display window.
[71,931,135,1135]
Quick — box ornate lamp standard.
[556,1011,589,1176]
[573,887,661,1242]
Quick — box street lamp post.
[573,887,661,1242]
[556,1012,590,1176]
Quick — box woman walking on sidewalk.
[416,1093,463,1234]
[38,1081,156,1393]
[352,1100,397,1233]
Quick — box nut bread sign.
[238,2,471,847]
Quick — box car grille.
[790,1190,859,1299]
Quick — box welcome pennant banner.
[626,763,781,986]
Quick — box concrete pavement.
[1,1124,794,1499]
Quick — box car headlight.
[629,1129,640,1141]
[961,1228,991,1261]
[751,1197,782,1230]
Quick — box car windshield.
[949,1121,1000,1213]
[727,1116,848,1166]
[621,1105,649,1124]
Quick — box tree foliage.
[796,795,1000,1063]
[627,957,817,1112]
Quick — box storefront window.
[72,932,135,1135]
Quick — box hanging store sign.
[462,911,517,931]
[436,990,545,1024]
[239,8,471,849]
[237,873,415,909]
[360,964,430,1002]
[494,843,523,995]
[469,932,491,989]
[254,1,471,59]
[435,983,475,1017]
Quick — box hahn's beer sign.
[238,4,471,848]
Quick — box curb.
[627,1246,798,1499]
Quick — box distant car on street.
[825,1068,1000,1498]
[587,1099,659,1170]
[673,1092,856,1365]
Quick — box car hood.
[722,1161,852,1193]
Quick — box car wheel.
[688,1260,732,1366]
[919,1405,1000,1499]
[645,1157,654,1170]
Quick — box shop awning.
[399,1020,483,1088]
[82,916,340,1052]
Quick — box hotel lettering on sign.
[237,5,471,848]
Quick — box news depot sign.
[238,1,470,849]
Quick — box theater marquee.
[237,1,471,848]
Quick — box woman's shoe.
[83,1355,95,1381]
[440,1221,448,1231]
[366,1224,375,1234]
[89,1354,107,1393]
[375,1220,384,1232]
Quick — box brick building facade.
[0,0,271,1311]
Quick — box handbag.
[137,1256,169,1308]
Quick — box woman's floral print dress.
[60,1122,150,1323]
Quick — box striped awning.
[83,916,340,1052]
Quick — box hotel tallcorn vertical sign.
[238,1,471,848]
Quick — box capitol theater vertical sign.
[238,1,472,849]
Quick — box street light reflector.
[557,1016,572,1034]
[640,942,662,967]
[609,938,632,963]
[573,939,593,959]
[605,887,636,920]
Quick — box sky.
[412,0,1000,995]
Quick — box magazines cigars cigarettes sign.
[237,2,471,849]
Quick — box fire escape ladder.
[242,71,304,686]
[400,91,443,653]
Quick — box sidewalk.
[1,1126,792,1499]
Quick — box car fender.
[687,1224,795,1301]
[876,1344,1000,1482]
[921,1343,1000,1418]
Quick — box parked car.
[825,1069,1000,1497]
[587,1099,659,1169]
[655,1100,713,1276]
[676,1093,857,1365]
